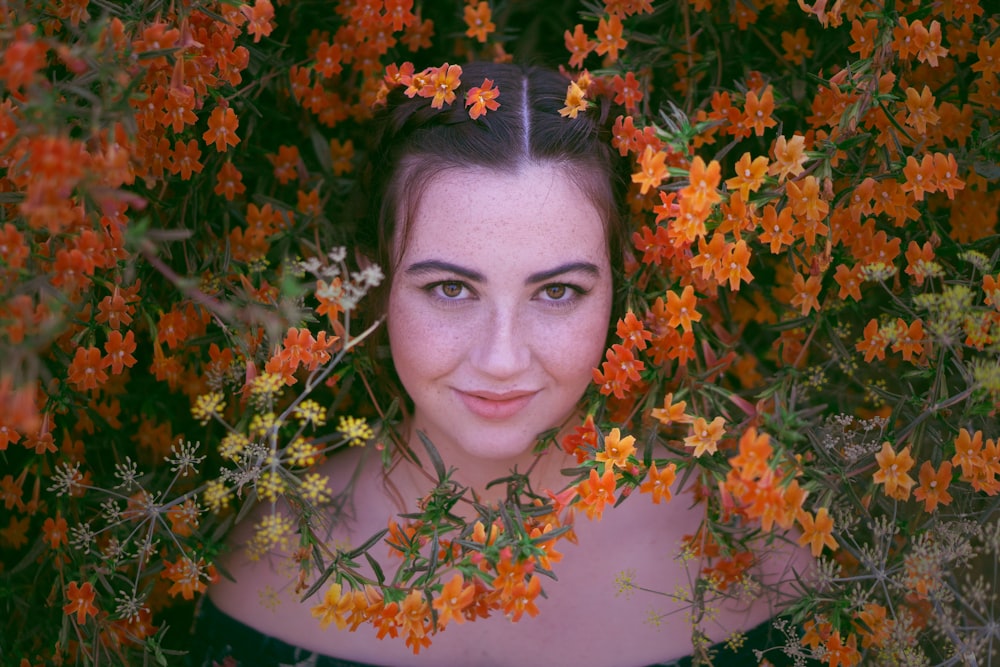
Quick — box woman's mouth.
[455,389,538,420]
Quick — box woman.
[197,62,811,667]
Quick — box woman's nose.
[469,307,531,379]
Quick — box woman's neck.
[388,421,577,511]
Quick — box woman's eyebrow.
[403,260,485,282]
[402,259,600,285]
[526,261,601,285]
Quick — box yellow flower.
[293,399,327,427]
[559,81,588,118]
[311,583,350,630]
[337,416,373,447]
[191,392,226,425]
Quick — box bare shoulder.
[208,442,392,614]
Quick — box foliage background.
[0,0,998,665]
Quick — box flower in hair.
[465,78,500,120]
[559,81,588,119]
[428,63,462,109]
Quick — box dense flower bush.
[1,0,997,665]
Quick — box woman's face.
[386,163,613,463]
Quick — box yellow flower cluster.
[337,415,373,447]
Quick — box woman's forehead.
[393,164,610,267]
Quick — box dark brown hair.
[353,61,630,406]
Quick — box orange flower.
[914,461,953,512]
[103,330,137,375]
[833,263,862,301]
[721,239,753,290]
[890,318,924,361]
[42,513,68,549]
[684,416,726,457]
[432,574,475,629]
[63,581,98,624]
[664,285,701,332]
[401,16,435,52]
[502,573,542,621]
[612,71,643,113]
[796,508,837,557]
[901,154,935,201]
[892,17,927,60]
[202,107,240,152]
[169,139,203,180]
[214,162,246,201]
[873,442,916,500]
[162,556,210,600]
[0,36,47,90]
[639,461,677,504]
[932,152,964,199]
[166,498,200,537]
[854,603,891,650]
[314,41,343,78]
[329,139,355,177]
[729,427,773,480]
[312,583,352,630]
[790,273,822,316]
[384,0,416,31]
[632,145,669,195]
[574,467,617,519]
[1,514,29,549]
[428,63,462,109]
[559,81,588,119]
[743,88,776,137]
[781,28,813,65]
[849,18,878,59]
[972,38,1000,77]
[758,204,795,254]
[96,287,134,329]
[463,2,495,42]
[594,15,627,62]
[268,145,300,185]
[650,392,693,426]
[916,20,947,66]
[726,152,769,199]
[162,88,197,133]
[984,273,1000,309]
[681,156,721,211]
[465,77,500,120]
[823,630,860,667]
[616,311,651,350]
[241,0,275,42]
[768,134,807,182]
[593,343,644,399]
[68,347,108,391]
[904,86,939,135]
[595,427,636,469]
[787,175,828,224]
[690,233,726,282]
[565,24,595,68]
[951,428,984,476]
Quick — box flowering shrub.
[1,0,997,666]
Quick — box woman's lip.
[455,390,537,420]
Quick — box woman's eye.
[435,281,466,299]
[539,283,583,304]
[544,284,568,300]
